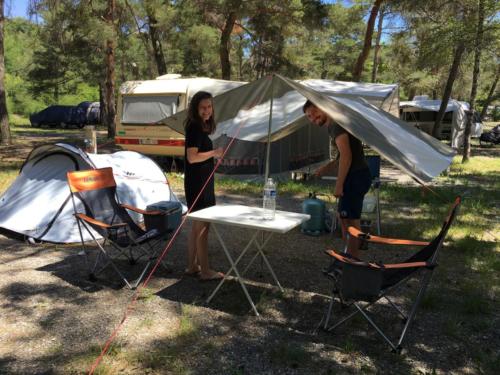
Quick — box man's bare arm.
[314,159,339,177]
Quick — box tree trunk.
[148,12,167,76]
[220,10,238,80]
[352,0,383,82]
[463,0,484,163]
[371,6,385,83]
[99,82,106,126]
[479,66,500,120]
[104,0,116,139]
[237,34,243,81]
[124,0,156,78]
[0,0,10,146]
[432,42,465,139]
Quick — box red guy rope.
[89,79,272,374]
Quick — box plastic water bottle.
[263,178,277,220]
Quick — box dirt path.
[0,130,497,374]
[1,190,496,374]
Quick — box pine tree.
[0,0,11,146]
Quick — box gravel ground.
[1,189,495,374]
[1,129,497,374]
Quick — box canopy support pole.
[264,75,275,180]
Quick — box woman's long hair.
[184,91,216,134]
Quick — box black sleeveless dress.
[184,121,215,212]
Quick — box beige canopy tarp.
[164,74,454,183]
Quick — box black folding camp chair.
[67,167,173,289]
[320,196,461,352]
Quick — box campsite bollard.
[84,126,97,153]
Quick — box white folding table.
[187,204,310,316]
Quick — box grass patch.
[470,343,500,374]
[8,114,30,126]
[64,342,126,375]
[341,338,358,353]
[458,282,492,315]
[137,286,155,302]
[125,306,200,373]
[0,163,21,194]
[255,290,274,313]
[130,350,192,374]
[269,342,311,369]
[138,316,154,329]
[178,304,197,339]
[420,289,442,311]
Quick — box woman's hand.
[212,147,224,158]
[334,183,343,198]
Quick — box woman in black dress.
[184,91,224,281]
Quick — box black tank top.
[328,122,368,172]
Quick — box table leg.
[254,232,284,292]
[241,231,273,275]
[207,224,260,316]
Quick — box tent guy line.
[89,83,271,374]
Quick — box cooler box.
[144,201,182,233]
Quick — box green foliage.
[5,73,46,116]
[492,107,500,121]
[3,0,500,117]
[4,17,100,117]
[181,24,221,77]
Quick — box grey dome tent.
[0,143,182,243]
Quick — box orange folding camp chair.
[320,196,461,352]
[67,167,173,289]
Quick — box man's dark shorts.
[338,167,372,220]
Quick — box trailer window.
[121,95,179,125]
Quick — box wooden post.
[85,126,97,153]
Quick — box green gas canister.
[301,192,326,236]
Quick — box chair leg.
[397,271,433,349]
[96,241,135,289]
[354,303,398,351]
[375,187,381,235]
[325,304,362,332]
[384,296,408,321]
[323,295,336,329]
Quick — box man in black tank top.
[303,100,372,258]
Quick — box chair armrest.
[75,213,128,229]
[383,261,436,269]
[121,203,164,216]
[325,249,380,269]
[325,249,434,269]
[348,227,430,247]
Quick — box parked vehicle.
[399,98,483,148]
[30,101,100,129]
[30,105,76,128]
[480,124,500,146]
[75,101,100,125]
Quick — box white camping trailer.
[115,76,246,159]
[0,143,182,243]
[116,75,400,174]
[400,99,483,148]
